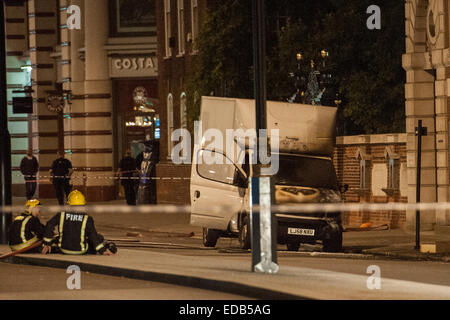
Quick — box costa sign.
[110,56,157,78]
[113,57,155,70]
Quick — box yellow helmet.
[25,199,41,214]
[67,190,86,206]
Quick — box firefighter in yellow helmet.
[8,199,45,253]
[41,190,116,255]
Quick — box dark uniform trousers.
[53,178,72,205]
[8,213,45,253]
[43,211,107,255]
[25,176,37,200]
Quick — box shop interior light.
[21,65,32,72]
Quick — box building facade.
[403,0,450,230]
[5,0,159,201]
[154,0,207,204]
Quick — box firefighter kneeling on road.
[8,199,45,253]
[41,190,117,256]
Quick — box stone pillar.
[434,49,450,227]
[403,0,450,230]
[4,0,30,196]
[27,0,59,197]
[60,0,88,195]
[67,0,114,201]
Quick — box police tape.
[17,174,190,181]
[0,201,449,215]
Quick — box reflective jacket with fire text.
[43,212,106,255]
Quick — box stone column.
[403,0,450,230]
[68,0,114,201]
[59,0,87,194]
[4,1,30,196]
[27,0,59,198]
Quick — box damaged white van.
[190,97,347,252]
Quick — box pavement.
[1,197,450,299]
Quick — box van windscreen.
[274,155,338,190]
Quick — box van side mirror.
[234,170,248,188]
[339,184,349,193]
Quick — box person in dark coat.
[49,151,73,205]
[20,150,39,200]
[117,149,138,205]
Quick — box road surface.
[0,262,250,300]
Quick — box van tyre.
[239,216,251,250]
[286,241,300,252]
[202,228,220,247]
[322,229,343,253]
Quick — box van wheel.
[239,216,251,250]
[202,228,220,247]
[286,241,300,251]
[322,230,343,253]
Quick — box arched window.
[167,93,174,158]
[180,92,187,129]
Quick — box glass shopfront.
[113,79,159,160]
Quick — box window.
[164,0,172,57]
[388,159,398,189]
[274,154,338,190]
[177,0,185,55]
[385,147,400,191]
[180,92,187,129]
[190,0,198,48]
[356,148,371,190]
[360,159,367,189]
[109,0,156,37]
[197,150,237,185]
[167,93,174,157]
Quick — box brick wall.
[335,134,407,228]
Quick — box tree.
[187,0,405,135]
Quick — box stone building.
[5,0,159,201]
[403,0,450,230]
[155,0,208,204]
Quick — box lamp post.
[251,0,278,274]
[290,50,332,106]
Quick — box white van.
[190,97,347,252]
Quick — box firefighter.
[41,190,116,255]
[8,199,45,253]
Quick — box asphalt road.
[7,200,450,299]
[0,262,250,300]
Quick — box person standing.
[20,149,39,200]
[117,149,138,205]
[49,151,73,205]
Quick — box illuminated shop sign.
[110,56,157,78]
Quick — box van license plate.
[288,228,315,236]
